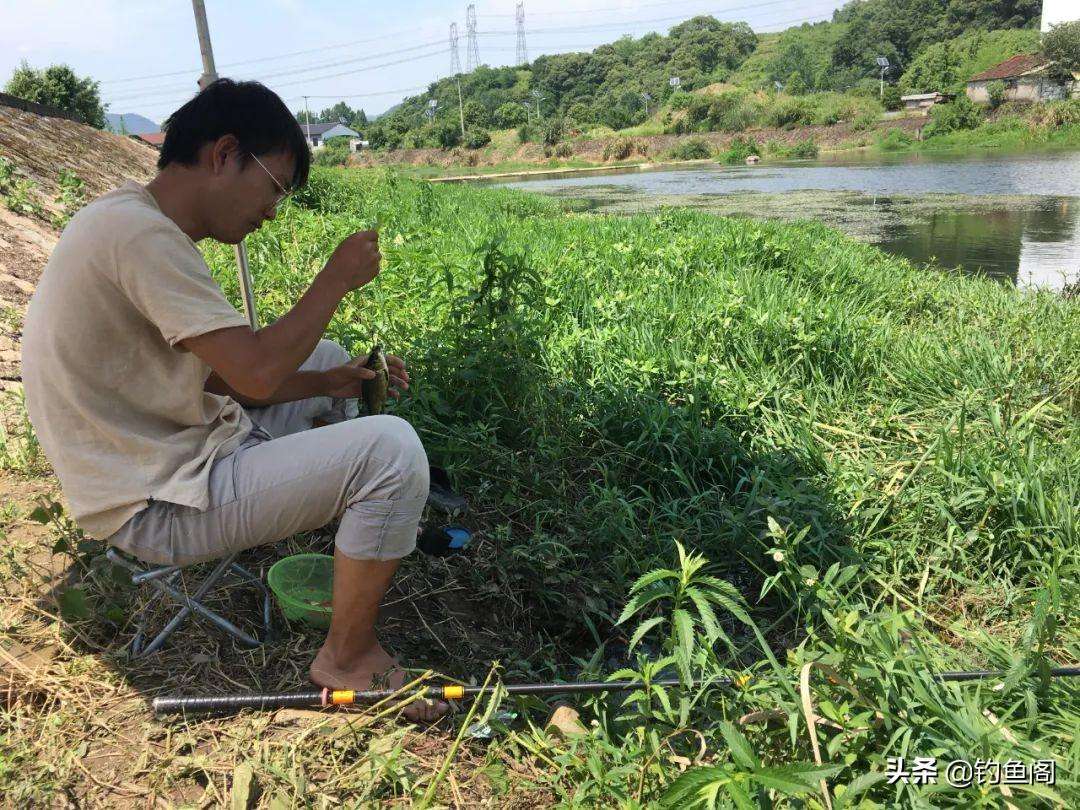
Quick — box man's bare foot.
[310,643,449,723]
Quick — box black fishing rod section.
[152,667,1080,715]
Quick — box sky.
[1,0,851,126]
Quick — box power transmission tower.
[466,4,480,72]
[515,2,528,66]
[449,23,461,75]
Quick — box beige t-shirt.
[21,181,254,540]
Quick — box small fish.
[361,343,389,415]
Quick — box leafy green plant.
[616,541,752,681]
[986,80,1007,109]
[662,723,842,808]
[603,136,636,161]
[463,128,491,149]
[2,176,44,218]
[669,138,713,160]
[0,389,47,475]
[876,127,915,151]
[541,117,565,147]
[719,135,759,164]
[51,169,86,229]
[924,96,984,138]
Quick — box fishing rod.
[152,666,1080,715]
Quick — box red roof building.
[966,54,1067,105]
[134,132,165,148]
[968,54,1051,83]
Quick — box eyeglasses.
[248,151,292,205]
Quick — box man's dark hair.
[158,78,310,190]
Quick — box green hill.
[363,0,1041,151]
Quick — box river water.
[498,149,1080,290]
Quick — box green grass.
[3,167,1077,805]
[213,168,1080,804]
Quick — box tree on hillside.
[319,101,356,125]
[4,61,106,128]
[667,17,757,81]
[944,0,1040,36]
[899,28,1040,94]
[495,101,528,128]
[354,109,368,128]
[1042,20,1080,84]
[828,0,1040,89]
[462,100,492,129]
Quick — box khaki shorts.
[105,340,429,566]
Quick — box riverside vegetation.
[1,166,1077,806]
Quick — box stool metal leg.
[140,554,240,655]
[132,571,180,655]
[229,562,274,643]
[108,548,269,654]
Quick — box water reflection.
[499,149,1080,289]
[872,196,1079,287]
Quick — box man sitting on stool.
[21,79,448,721]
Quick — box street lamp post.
[876,57,890,99]
[531,89,544,121]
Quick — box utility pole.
[515,3,528,66]
[192,0,217,90]
[641,91,651,117]
[189,0,258,330]
[456,79,466,137]
[303,95,313,144]
[466,4,480,72]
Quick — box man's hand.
[322,351,411,400]
[321,231,381,295]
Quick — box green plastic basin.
[267,553,334,628]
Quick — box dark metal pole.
[152,667,1080,715]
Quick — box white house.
[299,122,365,151]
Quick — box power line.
[105,38,447,104]
[290,85,432,101]
[475,0,799,18]
[100,25,432,85]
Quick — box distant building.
[900,92,951,115]
[298,122,364,151]
[133,132,165,149]
[965,55,1066,104]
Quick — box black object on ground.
[427,465,468,515]
[418,524,472,557]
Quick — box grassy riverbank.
[359,114,1080,182]
[2,167,1077,805]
